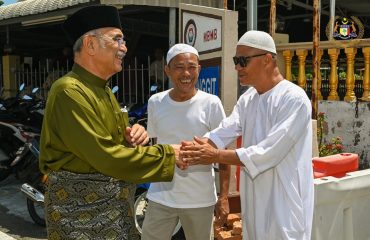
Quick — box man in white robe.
[181,30,314,240]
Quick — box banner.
[197,66,220,96]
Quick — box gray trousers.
[141,200,215,240]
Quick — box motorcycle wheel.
[26,198,46,227]
[134,190,183,238]
[0,164,11,181]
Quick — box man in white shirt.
[141,44,230,240]
[149,48,167,90]
[181,30,314,240]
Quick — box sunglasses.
[232,53,268,67]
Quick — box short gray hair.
[72,36,83,53]
[72,29,104,53]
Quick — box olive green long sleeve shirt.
[39,64,175,184]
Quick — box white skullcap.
[237,30,277,54]
[166,43,199,64]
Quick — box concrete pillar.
[2,55,20,98]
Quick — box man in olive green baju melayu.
[39,6,186,240]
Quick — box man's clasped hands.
[124,124,215,170]
[173,136,220,170]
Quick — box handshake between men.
[126,122,220,169]
[171,136,220,170]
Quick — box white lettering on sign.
[203,29,217,42]
[199,77,217,94]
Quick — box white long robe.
[207,80,314,240]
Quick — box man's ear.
[264,53,272,65]
[83,36,95,55]
[164,65,170,77]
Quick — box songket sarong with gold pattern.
[45,171,140,240]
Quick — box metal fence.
[9,56,167,106]
[4,56,368,104]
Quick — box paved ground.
[0,175,47,240]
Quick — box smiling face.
[165,52,200,101]
[91,27,127,78]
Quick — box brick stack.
[214,213,242,240]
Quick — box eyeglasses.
[232,53,268,68]
[111,36,126,46]
[90,34,126,46]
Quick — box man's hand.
[171,144,188,170]
[125,124,149,146]
[181,136,219,165]
[214,196,229,227]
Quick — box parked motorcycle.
[0,84,43,182]
[0,83,44,131]
[0,120,39,181]
[20,137,46,226]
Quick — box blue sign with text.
[197,66,220,96]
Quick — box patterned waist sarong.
[45,171,140,240]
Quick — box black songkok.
[63,5,122,44]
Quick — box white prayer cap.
[237,30,277,54]
[166,43,199,64]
